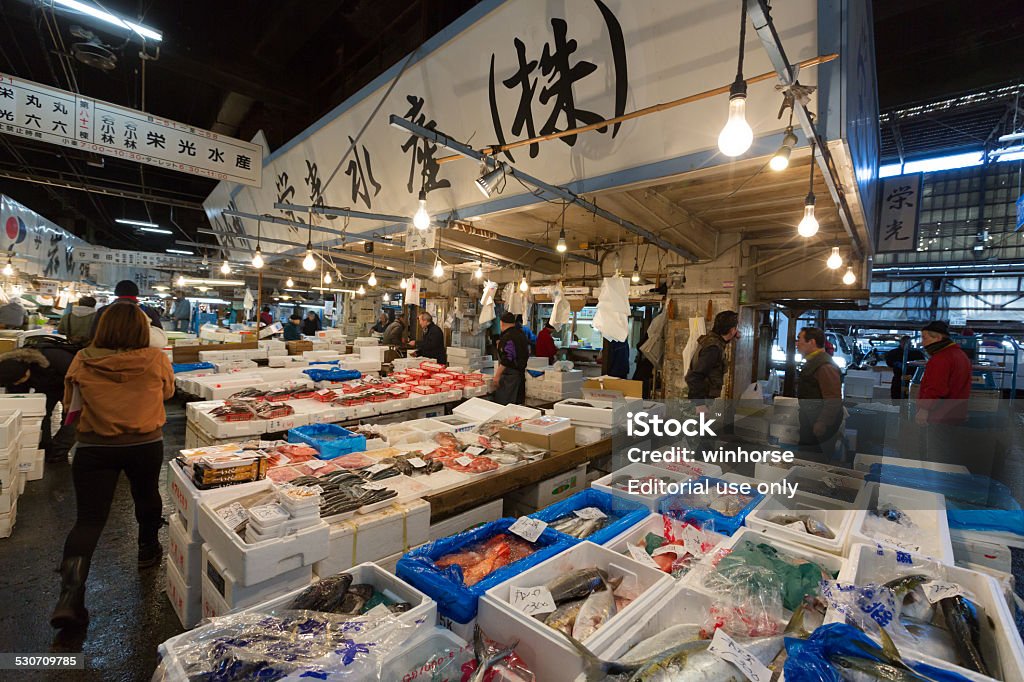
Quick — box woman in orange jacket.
[51,302,175,630]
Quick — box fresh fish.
[543,598,586,635]
[337,583,374,615]
[618,624,703,664]
[884,575,934,623]
[900,618,958,663]
[435,533,536,586]
[546,568,610,603]
[830,626,936,682]
[288,573,353,612]
[939,595,991,676]
[572,578,617,641]
[387,601,412,614]
[770,514,835,539]
[872,504,914,527]
[469,625,518,682]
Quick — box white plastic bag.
[640,304,667,364]
[549,282,571,330]
[592,276,630,342]
[479,281,498,326]
[680,316,707,378]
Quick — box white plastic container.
[168,512,202,585]
[379,626,472,682]
[197,486,330,587]
[745,493,856,555]
[591,463,693,511]
[192,405,269,439]
[551,398,622,427]
[784,466,868,509]
[200,544,313,617]
[314,499,431,577]
[848,483,953,564]
[603,512,727,580]
[952,536,1013,575]
[479,541,672,682]
[165,558,201,629]
[166,460,266,542]
[0,394,46,417]
[852,452,970,475]
[835,543,1023,682]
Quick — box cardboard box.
[499,425,576,453]
[505,462,587,509]
[286,340,314,355]
[582,377,643,398]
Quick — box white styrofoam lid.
[453,397,503,421]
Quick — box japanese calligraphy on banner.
[0,73,262,186]
[1016,194,1024,231]
[205,0,824,257]
[74,246,189,269]
[404,226,437,252]
[876,175,921,253]
[1,195,85,280]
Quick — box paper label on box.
[365,463,390,475]
[362,481,389,491]
[708,628,771,682]
[509,585,556,616]
[407,457,427,468]
[651,543,687,558]
[455,456,475,467]
[873,534,921,555]
[305,460,328,471]
[922,581,969,604]
[573,507,607,520]
[628,544,661,568]
[316,389,331,396]
[218,502,248,530]
[682,525,708,556]
[464,446,485,456]
[509,516,546,543]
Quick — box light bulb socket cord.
[781,127,798,147]
[417,189,427,203]
[804,192,816,207]
[728,76,747,100]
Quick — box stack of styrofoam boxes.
[0,409,22,538]
[196,481,328,620]
[843,369,878,401]
[526,367,584,402]
[315,329,346,352]
[259,339,288,358]
[313,498,431,579]
[446,346,482,372]
[0,396,47,488]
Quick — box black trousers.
[42,393,77,457]
[61,442,164,567]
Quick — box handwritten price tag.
[362,481,389,491]
[365,463,390,475]
[455,456,475,467]
[509,516,547,543]
[628,544,661,568]
[707,628,772,682]
[509,585,556,616]
[407,457,428,468]
[464,446,485,456]
[922,580,968,604]
[218,502,248,530]
[574,507,607,520]
[305,460,328,471]
[682,525,708,557]
[651,543,688,558]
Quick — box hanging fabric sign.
[876,174,921,253]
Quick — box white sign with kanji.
[404,225,438,252]
[877,174,921,253]
[0,73,262,186]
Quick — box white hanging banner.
[1,194,85,280]
[404,226,438,252]
[0,73,263,186]
[876,174,921,253]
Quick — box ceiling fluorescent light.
[116,218,160,228]
[52,0,162,41]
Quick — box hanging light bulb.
[842,267,856,286]
[220,260,231,275]
[473,263,483,279]
[324,271,332,285]
[286,277,294,288]
[631,264,640,283]
[382,292,390,302]
[826,246,842,270]
[519,273,529,292]
[400,277,408,289]
[718,3,752,157]
[201,254,208,267]
[251,247,264,269]
[433,260,444,278]
[368,272,377,287]
[302,243,316,271]
[176,274,186,287]
[357,284,366,295]
[797,141,819,238]
[556,227,568,253]
[413,190,430,230]
[2,255,12,277]
[769,126,798,171]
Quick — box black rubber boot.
[138,542,163,569]
[50,557,89,629]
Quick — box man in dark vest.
[685,310,739,411]
[796,326,844,461]
[493,312,530,405]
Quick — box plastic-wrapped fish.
[769,514,835,539]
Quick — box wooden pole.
[256,270,263,334]
[437,53,838,165]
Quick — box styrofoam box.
[428,498,503,541]
[647,457,723,480]
[551,398,622,428]
[834,544,1023,682]
[359,345,386,363]
[506,462,587,510]
[191,405,269,439]
[314,499,431,578]
[604,512,727,576]
[165,557,201,629]
[168,512,202,585]
[197,485,330,586]
[592,463,693,512]
[479,541,672,682]
[574,424,613,446]
[23,449,43,481]
[784,466,869,510]
[0,409,22,450]
[852,452,970,475]
[848,483,953,563]
[952,536,1013,575]
[0,394,46,417]
[745,493,857,555]
[447,346,481,358]
[380,626,471,682]
[166,460,267,542]
[200,543,312,615]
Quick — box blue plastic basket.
[287,423,367,460]
[172,362,215,374]
[529,488,649,546]
[657,475,763,536]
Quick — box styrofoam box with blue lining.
[287,423,366,459]
[591,463,693,512]
[528,488,648,546]
[658,475,765,536]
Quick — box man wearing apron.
[493,312,530,405]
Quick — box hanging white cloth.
[640,303,668,365]
[243,288,254,315]
[549,282,571,329]
[479,281,498,326]
[405,276,422,303]
[681,316,707,378]
[591,276,630,342]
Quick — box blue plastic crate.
[287,423,367,460]
[529,488,649,546]
[657,475,763,536]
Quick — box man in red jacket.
[915,321,971,426]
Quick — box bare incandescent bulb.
[368,272,377,287]
[519,274,529,292]
[826,247,842,270]
[220,260,231,275]
[433,260,444,278]
[400,277,408,289]
[718,83,753,157]
[357,284,366,295]
[842,267,856,285]
[474,264,483,279]
[251,247,264,269]
[324,271,332,285]
[413,190,430,230]
[302,244,316,271]
[797,202,819,238]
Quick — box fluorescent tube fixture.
[166,249,193,255]
[52,0,162,41]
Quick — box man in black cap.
[0,345,77,462]
[411,311,447,364]
[916,321,971,427]
[685,310,740,410]
[493,311,530,405]
[90,280,163,336]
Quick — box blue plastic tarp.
[302,368,362,382]
[784,623,973,682]
[866,464,1024,536]
[287,423,367,460]
[172,362,215,374]
[658,475,763,536]
[396,518,574,624]
[529,488,648,546]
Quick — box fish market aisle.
[0,403,187,681]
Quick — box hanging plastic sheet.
[639,303,667,365]
[549,282,571,330]
[243,287,254,315]
[592,276,630,342]
[681,316,707,378]
[479,281,498,326]
[405,276,421,303]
